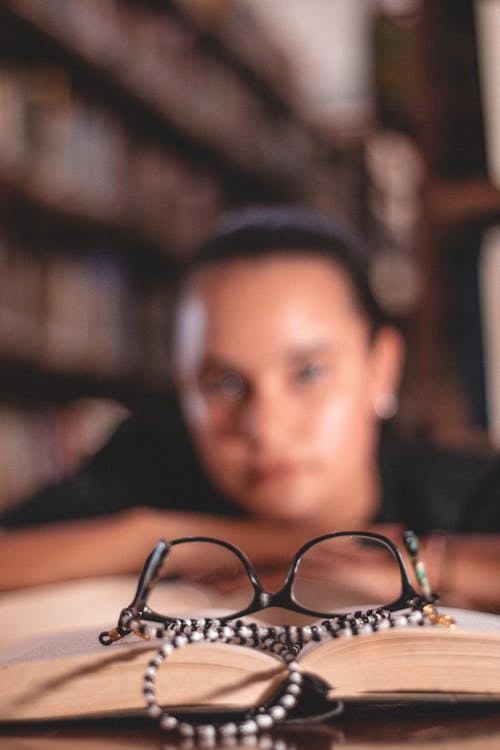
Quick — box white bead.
[174,635,188,647]
[286,683,301,696]
[179,722,195,737]
[378,618,391,629]
[279,694,296,709]
[145,666,156,679]
[301,626,312,641]
[190,630,203,642]
[289,671,303,684]
[408,610,423,624]
[238,719,258,735]
[147,704,161,719]
[287,660,300,671]
[255,713,273,729]
[206,628,219,641]
[197,724,216,738]
[221,626,233,639]
[219,722,238,736]
[269,705,286,721]
[161,644,173,656]
[359,624,373,635]
[159,714,178,731]
[393,615,408,627]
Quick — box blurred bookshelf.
[0,0,354,509]
[362,0,500,449]
[406,0,500,448]
[0,0,348,398]
[1,0,499,511]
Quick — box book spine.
[475,0,500,189]
[479,226,500,447]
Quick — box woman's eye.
[295,362,326,384]
[206,372,246,397]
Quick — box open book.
[2,578,500,723]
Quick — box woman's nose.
[239,388,292,448]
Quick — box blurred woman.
[1,205,500,610]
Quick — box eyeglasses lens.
[147,541,255,619]
[291,535,403,614]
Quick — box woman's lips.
[251,462,303,483]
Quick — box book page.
[0,638,285,721]
[299,615,500,699]
[0,578,287,722]
[0,575,229,650]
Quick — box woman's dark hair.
[176,204,387,334]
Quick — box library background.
[0,0,499,515]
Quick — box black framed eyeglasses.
[100,531,424,645]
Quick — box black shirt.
[2,401,500,534]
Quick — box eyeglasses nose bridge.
[255,585,294,612]
[257,591,274,608]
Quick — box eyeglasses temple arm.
[403,530,432,600]
[99,540,169,645]
[402,530,455,627]
[129,539,169,613]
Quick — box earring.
[374,393,399,420]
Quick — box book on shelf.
[2,578,500,724]
[475,0,500,190]
[479,225,500,448]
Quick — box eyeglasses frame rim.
[122,530,420,629]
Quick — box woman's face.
[173,254,400,525]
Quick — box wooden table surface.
[2,704,500,749]
[3,580,500,749]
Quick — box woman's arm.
[0,507,322,591]
[3,512,500,614]
[432,533,500,612]
[0,511,151,590]
[372,527,500,613]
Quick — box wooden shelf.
[0,0,344,414]
[0,159,179,270]
[2,0,324,196]
[0,358,170,408]
[425,176,500,226]
[0,1,357,507]
[170,0,291,106]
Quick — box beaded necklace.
[130,603,432,743]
